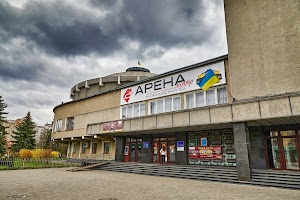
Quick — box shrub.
[43,149,52,158]
[32,149,45,159]
[51,151,59,158]
[19,149,33,159]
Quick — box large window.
[65,117,74,131]
[55,119,62,132]
[149,96,180,115]
[185,87,227,109]
[121,103,145,119]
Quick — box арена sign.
[120,61,225,105]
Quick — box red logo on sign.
[123,88,132,103]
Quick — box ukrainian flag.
[197,69,220,91]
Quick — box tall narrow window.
[150,101,156,114]
[173,97,181,111]
[122,107,127,118]
[195,92,205,107]
[91,143,97,154]
[165,98,172,112]
[66,117,74,130]
[217,87,228,104]
[127,105,133,118]
[140,103,145,116]
[133,104,139,117]
[104,142,110,154]
[157,99,164,113]
[206,90,216,106]
[186,94,194,109]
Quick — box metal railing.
[0,158,80,170]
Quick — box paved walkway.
[0,168,299,200]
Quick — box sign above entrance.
[120,61,226,105]
[102,120,123,133]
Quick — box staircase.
[251,169,300,190]
[95,162,239,183]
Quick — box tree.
[38,128,55,149]
[0,96,8,157]
[11,112,36,152]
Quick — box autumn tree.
[11,112,36,152]
[0,96,8,157]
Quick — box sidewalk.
[0,168,299,200]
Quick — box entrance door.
[152,137,176,164]
[266,130,300,170]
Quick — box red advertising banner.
[103,120,123,133]
[188,146,222,160]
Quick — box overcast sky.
[0,0,227,125]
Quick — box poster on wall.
[201,137,207,146]
[120,61,226,105]
[188,146,222,160]
[102,120,123,133]
[177,141,184,151]
[143,142,149,148]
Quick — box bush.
[19,149,33,159]
[51,151,59,158]
[43,149,52,158]
[32,149,45,159]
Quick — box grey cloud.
[0,0,223,57]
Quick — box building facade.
[53,0,300,181]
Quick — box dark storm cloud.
[0,0,222,56]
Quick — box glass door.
[130,143,136,162]
[168,141,176,163]
[266,130,300,170]
[282,137,299,170]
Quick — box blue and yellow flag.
[197,69,220,91]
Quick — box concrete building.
[53,68,156,159]
[4,119,21,153]
[52,0,300,181]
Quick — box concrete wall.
[224,0,300,100]
[249,126,267,170]
[53,90,120,139]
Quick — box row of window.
[69,141,110,154]
[55,87,228,130]
[121,86,228,119]
[54,117,74,132]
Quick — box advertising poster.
[188,146,222,160]
[103,120,123,133]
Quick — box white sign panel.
[121,61,225,105]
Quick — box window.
[81,142,86,154]
[173,97,180,111]
[65,117,74,131]
[186,93,194,109]
[149,96,181,115]
[217,87,228,104]
[121,103,146,119]
[196,92,205,107]
[157,99,164,113]
[91,143,97,154]
[150,101,156,114]
[55,119,62,132]
[72,143,77,153]
[165,98,172,112]
[104,142,110,154]
[185,87,227,109]
[206,90,216,106]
